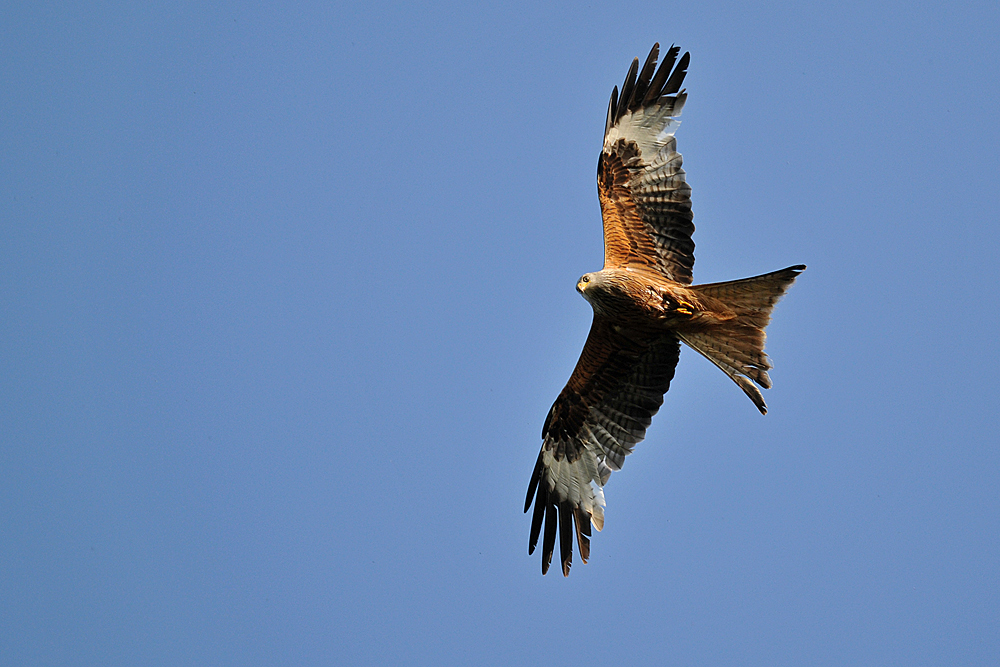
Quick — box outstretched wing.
[524,319,681,576]
[599,43,695,284]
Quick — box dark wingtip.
[630,44,660,113]
[524,452,543,513]
[605,85,619,137]
[541,499,557,575]
[574,507,591,563]
[558,501,574,577]
[662,51,690,95]
[616,57,640,125]
[526,468,594,576]
[527,474,545,555]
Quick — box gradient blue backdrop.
[3,2,999,665]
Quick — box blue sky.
[2,1,999,665]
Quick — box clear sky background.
[3,2,999,665]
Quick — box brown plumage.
[525,44,805,576]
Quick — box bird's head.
[577,272,609,307]
[576,269,634,315]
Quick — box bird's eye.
[582,276,590,283]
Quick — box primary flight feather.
[525,44,805,576]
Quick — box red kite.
[525,44,805,576]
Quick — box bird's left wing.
[524,319,681,575]
[599,44,696,284]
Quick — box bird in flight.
[525,44,805,576]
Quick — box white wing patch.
[541,435,607,531]
[604,103,684,164]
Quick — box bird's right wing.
[524,319,681,575]
[599,43,696,284]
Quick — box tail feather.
[681,265,805,414]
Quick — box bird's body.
[578,268,728,327]
[524,44,805,576]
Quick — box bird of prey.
[524,44,805,576]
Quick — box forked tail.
[679,265,805,414]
